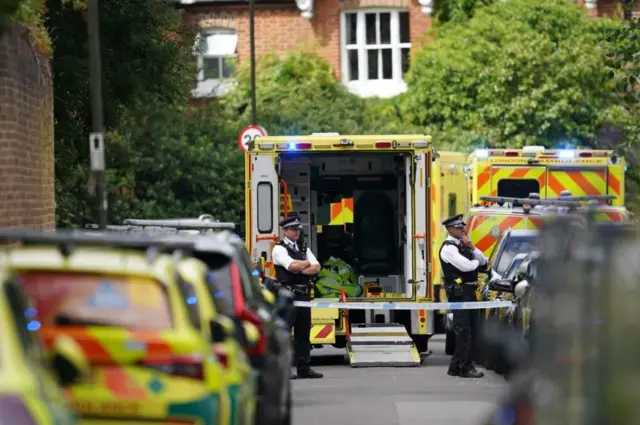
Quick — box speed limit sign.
[238,125,268,151]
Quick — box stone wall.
[0,23,55,229]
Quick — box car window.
[176,276,202,330]
[495,235,537,275]
[4,281,44,361]
[18,272,173,330]
[505,257,525,280]
[193,251,237,314]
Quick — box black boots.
[292,368,323,379]
[448,366,484,378]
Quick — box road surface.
[292,335,507,425]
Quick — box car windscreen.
[495,235,537,275]
[17,272,173,330]
[505,257,526,280]
[194,252,236,316]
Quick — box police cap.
[442,214,466,229]
[280,215,303,229]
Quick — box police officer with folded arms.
[272,214,324,379]
[440,214,488,378]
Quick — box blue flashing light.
[187,296,197,305]
[25,307,37,318]
[27,320,41,332]
[558,150,575,159]
[288,143,296,150]
[476,149,489,159]
[252,269,261,277]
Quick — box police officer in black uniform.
[440,214,487,378]
[272,215,324,379]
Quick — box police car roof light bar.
[546,194,617,202]
[479,196,580,208]
[122,219,236,230]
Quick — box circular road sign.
[238,125,268,151]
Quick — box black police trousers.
[290,289,312,371]
[450,285,480,373]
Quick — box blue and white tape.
[292,300,513,310]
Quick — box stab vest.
[274,240,311,288]
[439,240,479,285]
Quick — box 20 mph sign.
[238,125,268,151]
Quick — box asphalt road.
[291,335,508,425]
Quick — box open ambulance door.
[406,150,432,336]
[249,153,280,278]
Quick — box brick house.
[177,0,638,99]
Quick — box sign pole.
[249,0,257,125]
[88,0,107,230]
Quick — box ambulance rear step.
[346,323,420,368]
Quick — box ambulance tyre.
[332,335,346,349]
[445,331,455,355]
[413,335,429,354]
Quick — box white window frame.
[193,28,238,98]
[340,9,411,98]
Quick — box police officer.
[272,214,324,379]
[440,214,487,378]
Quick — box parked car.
[0,230,233,425]
[0,268,80,425]
[115,219,295,425]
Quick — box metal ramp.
[346,323,421,368]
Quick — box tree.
[221,49,370,135]
[105,101,245,226]
[401,0,630,149]
[46,0,197,226]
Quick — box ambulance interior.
[279,152,412,322]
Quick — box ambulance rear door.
[490,165,546,198]
[249,153,280,278]
[545,166,608,198]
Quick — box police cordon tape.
[292,300,513,310]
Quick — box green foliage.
[105,101,245,225]
[47,0,197,226]
[221,49,370,135]
[432,0,496,25]
[401,0,630,149]
[1,0,50,56]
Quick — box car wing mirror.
[210,316,234,343]
[488,278,515,293]
[274,287,295,322]
[51,334,91,386]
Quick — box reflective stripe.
[476,166,492,198]
[469,214,527,255]
[546,170,607,197]
[329,198,354,225]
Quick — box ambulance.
[430,151,470,332]
[467,146,625,207]
[466,145,627,258]
[245,134,434,367]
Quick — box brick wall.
[185,0,432,81]
[0,23,55,229]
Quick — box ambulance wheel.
[413,335,429,354]
[445,331,455,355]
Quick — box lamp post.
[88,0,107,229]
[249,0,257,125]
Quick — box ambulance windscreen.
[497,179,540,199]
